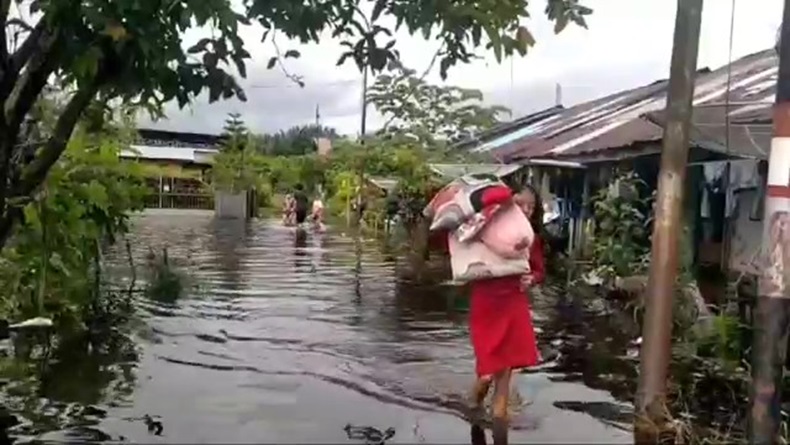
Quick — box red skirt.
[469,275,540,377]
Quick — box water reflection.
[3,328,138,443]
[2,212,633,443]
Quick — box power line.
[246,79,360,89]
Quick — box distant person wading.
[293,184,310,225]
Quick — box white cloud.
[139,0,784,136]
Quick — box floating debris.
[344,424,395,445]
[9,317,53,330]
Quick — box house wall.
[215,192,248,219]
[130,159,208,177]
[728,188,763,276]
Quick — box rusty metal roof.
[471,49,777,163]
[645,49,777,159]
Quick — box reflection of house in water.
[121,128,221,210]
[454,48,776,285]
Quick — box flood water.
[4,211,637,444]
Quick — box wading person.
[468,185,545,445]
[311,195,325,231]
[293,184,310,226]
[282,193,296,226]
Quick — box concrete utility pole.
[749,1,790,442]
[635,0,703,442]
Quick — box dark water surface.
[7,211,635,444]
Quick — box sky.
[138,0,785,137]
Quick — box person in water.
[311,195,326,231]
[282,194,296,226]
[293,184,310,226]
[467,184,545,445]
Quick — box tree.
[221,112,249,152]
[0,0,591,250]
[261,124,339,156]
[367,62,510,145]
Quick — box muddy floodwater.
[4,211,637,444]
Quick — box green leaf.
[371,0,387,22]
[203,52,218,69]
[516,26,535,48]
[232,54,247,77]
[84,180,110,210]
[284,49,300,58]
[188,38,211,54]
[22,204,40,228]
[554,15,570,34]
[48,253,71,277]
[336,52,351,66]
[267,56,277,69]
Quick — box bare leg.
[491,369,512,445]
[469,376,491,445]
[470,423,487,445]
[470,376,492,409]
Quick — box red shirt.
[528,235,546,285]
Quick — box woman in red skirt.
[468,185,545,445]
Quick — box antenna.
[555,83,563,107]
[509,57,515,120]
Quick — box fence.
[144,191,214,210]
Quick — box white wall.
[728,188,763,275]
[215,192,248,219]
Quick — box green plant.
[0,129,146,325]
[210,148,257,193]
[367,61,510,145]
[145,247,184,305]
[590,171,651,281]
[0,0,591,251]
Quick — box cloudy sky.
[139,0,785,137]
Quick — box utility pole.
[360,65,369,141]
[355,64,369,226]
[749,1,790,442]
[635,0,703,442]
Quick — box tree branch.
[9,20,45,74]
[0,69,104,250]
[0,0,12,65]
[0,26,55,249]
[271,32,304,87]
[4,27,58,134]
[378,42,444,131]
[17,78,101,198]
[0,17,46,108]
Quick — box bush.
[0,130,146,325]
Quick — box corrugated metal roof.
[473,49,777,162]
[451,106,564,153]
[367,176,399,192]
[428,163,523,179]
[644,50,777,159]
[472,78,671,160]
[120,145,219,164]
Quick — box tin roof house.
[455,49,777,278]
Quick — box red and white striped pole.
[750,1,790,442]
